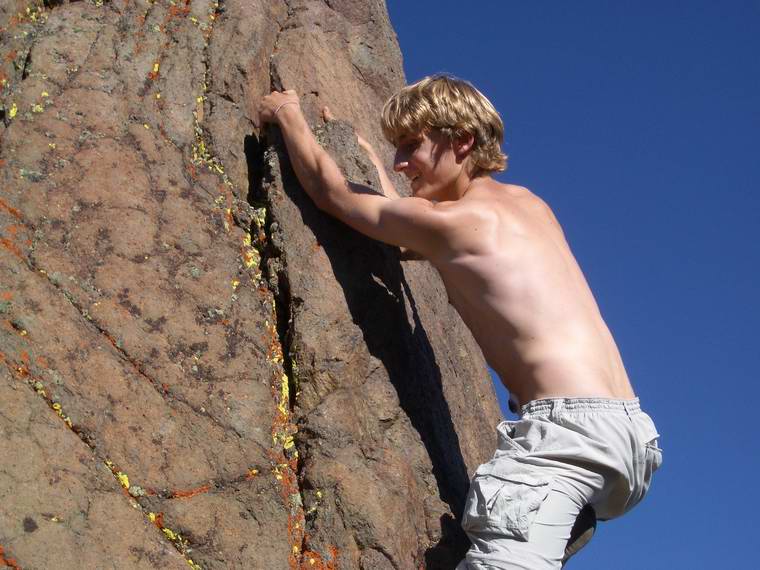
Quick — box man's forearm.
[365,148,402,200]
[275,106,345,213]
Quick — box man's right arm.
[259,90,457,259]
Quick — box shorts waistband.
[520,397,641,418]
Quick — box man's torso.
[427,181,635,405]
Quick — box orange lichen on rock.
[300,546,339,570]
[169,484,211,499]
[0,350,29,379]
[0,346,74,430]
[0,544,22,570]
[262,297,306,568]
[0,238,23,259]
[0,193,25,223]
[168,2,191,19]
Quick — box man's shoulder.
[459,181,565,235]
[456,180,540,215]
[429,181,548,231]
[465,179,532,200]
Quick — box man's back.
[426,180,635,407]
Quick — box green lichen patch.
[19,168,44,182]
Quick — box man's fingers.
[322,106,336,122]
[321,106,367,151]
[399,247,425,261]
[319,106,372,153]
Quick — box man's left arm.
[321,105,402,200]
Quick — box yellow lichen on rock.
[279,373,289,416]
[162,527,178,541]
[241,234,261,276]
[116,471,130,489]
[253,208,267,230]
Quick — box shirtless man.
[258,75,661,569]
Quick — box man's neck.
[442,166,476,201]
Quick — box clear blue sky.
[386,1,760,568]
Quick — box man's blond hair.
[381,75,508,177]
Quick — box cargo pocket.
[461,460,551,542]
[630,414,663,508]
[643,440,663,488]
[645,440,663,469]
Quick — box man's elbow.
[312,190,333,214]
[303,177,337,216]
[313,161,347,216]
[316,190,348,220]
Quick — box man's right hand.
[258,90,301,125]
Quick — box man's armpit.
[347,181,384,197]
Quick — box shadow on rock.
[245,130,471,568]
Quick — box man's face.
[393,130,461,201]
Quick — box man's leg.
[563,504,596,565]
[460,484,590,570]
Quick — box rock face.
[0,1,502,568]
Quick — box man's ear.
[454,132,475,159]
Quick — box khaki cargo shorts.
[458,397,662,570]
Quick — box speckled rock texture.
[0,1,502,569]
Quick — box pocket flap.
[474,460,551,488]
[463,460,552,541]
[636,414,661,447]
